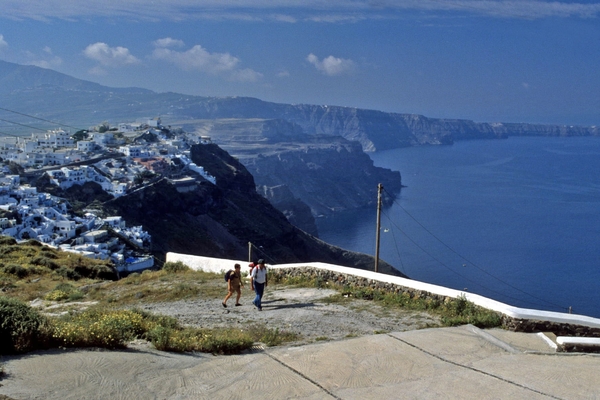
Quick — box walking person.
[223,263,243,308]
[250,259,267,311]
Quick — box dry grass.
[86,269,225,306]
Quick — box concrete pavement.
[2,324,599,399]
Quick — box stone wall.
[271,266,600,338]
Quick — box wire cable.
[249,242,278,265]
[380,208,548,308]
[381,211,407,276]
[0,117,48,132]
[0,106,83,132]
[382,189,568,311]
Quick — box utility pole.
[248,242,252,263]
[375,183,383,273]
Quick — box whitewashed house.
[119,145,144,157]
[118,123,140,133]
[104,216,125,229]
[54,220,76,240]
[77,140,96,152]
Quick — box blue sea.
[317,136,600,318]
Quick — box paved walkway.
[2,325,599,399]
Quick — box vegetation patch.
[45,283,84,302]
[162,261,190,273]
[273,274,502,329]
[244,325,300,347]
[86,269,223,306]
[0,238,117,303]
[0,296,51,354]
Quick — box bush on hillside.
[2,264,30,279]
[73,263,117,280]
[163,261,189,273]
[0,297,50,354]
[0,237,17,246]
[31,256,60,270]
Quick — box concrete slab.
[484,328,557,353]
[268,332,549,400]
[3,325,600,399]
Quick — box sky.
[0,0,599,126]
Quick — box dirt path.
[140,286,441,345]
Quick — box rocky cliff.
[180,118,403,233]
[241,137,402,218]
[34,143,404,276]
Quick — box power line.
[0,129,25,139]
[380,208,547,308]
[0,106,83,132]
[381,211,407,276]
[382,188,568,312]
[0,117,48,132]
[249,242,278,265]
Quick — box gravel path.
[140,287,442,345]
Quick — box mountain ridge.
[1,60,597,151]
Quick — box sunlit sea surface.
[316,136,600,318]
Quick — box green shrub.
[2,264,29,279]
[147,326,254,354]
[199,329,254,354]
[440,295,502,328]
[55,266,81,281]
[40,247,58,258]
[244,324,299,347]
[146,325,174,351]
[0,296,49,354]
[0,236,17,246]
[45,283,84,302]
[73,263,117,280]
[163,261,190,273]
[68,291,84,301]
[45,290,70,301]
[130,308,181,331]
[53,309,146,349]
[32,256,59,270]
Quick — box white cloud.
[24,47,62,69]
[2,1,600,21]
[0,34,8,52]
[153,37,185,48]
[271,14,297,23]
[152,44,238,72]
[152,40,262,81]
[307,53,355,76]
[83,42,140,67]
[230,68,263,82]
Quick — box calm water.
[317,136,600,318]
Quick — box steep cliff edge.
[241,137,402,218]
[182,118,403,232]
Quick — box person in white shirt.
[250,259,268,311]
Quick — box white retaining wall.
[166,252,600,330]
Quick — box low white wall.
[166,252,248,274]
[166,253,600,329]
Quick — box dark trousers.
[253,282,265,309]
